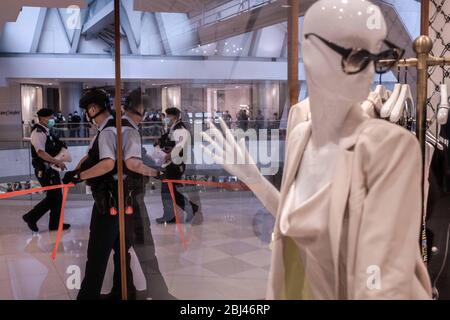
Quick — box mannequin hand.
[201,118,264,186]
[63,170,82,185]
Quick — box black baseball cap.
[165,107,181,117]
[36,108,55,118]
[79,88,110,111]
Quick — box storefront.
[0,0,449,308]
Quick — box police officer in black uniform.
[156,107,198,224]
[63,89,135,300]
[22,108,71,232]
[106,88,175,300]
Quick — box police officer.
[106,88,175,300]
[63,89,134,300]
[22,108,71,232]
[156,107,198,224]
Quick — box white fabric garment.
[267,114,432,300]
[50,148,72,172]
[150,146,168,167]
[279,181,335,299]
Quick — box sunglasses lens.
[374,49,402,74]
[343,50,371,74]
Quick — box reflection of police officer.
[106,89,175,300]
[156,107,198,224]
[63,89,134,300]
[22,108,71,232]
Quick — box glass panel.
[0,0,121,300]
[118,0,287,300]
[0,0,422,300]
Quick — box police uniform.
[108,115,171,299]
[76,115,135,300]
[158,120,198,222]
[23,121,66,230]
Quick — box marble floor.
[0,189,275,300]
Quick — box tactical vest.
[79,118,117,189]
[30,123,66,170]
[121,118,149,191]
[158,121,186,158]
[158,121,187,177]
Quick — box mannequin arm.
[246,176,280,217]
[202,118,280,216]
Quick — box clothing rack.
[382,35,450,261]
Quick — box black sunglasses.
[304,33,405,75]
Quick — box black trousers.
[112,192,171,299]
[77,202,135,300]
[24,168,62,229]
[161,167,195,220]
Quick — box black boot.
[22,214,39,232]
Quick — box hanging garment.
[426,120,450,300]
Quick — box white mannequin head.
[302,0,388,141]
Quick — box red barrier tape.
[0,183,75,260]
[162,179,248,248]
[0,184,74,200]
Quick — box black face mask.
[87,106,105,124]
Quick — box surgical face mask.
[47,119,55,128]
[86,107,98,125]
[163,118,172,126]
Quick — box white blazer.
[267,106,432,300]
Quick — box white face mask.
[86,107,98,126]
[164,118,172,126]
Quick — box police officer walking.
[156,107,198,224]
[106,88,175,300]
[22,108,71,232]
[63,89,134,300]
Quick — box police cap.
[79,88,111,111]
[36,108,55,118]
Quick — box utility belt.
[91,176,124,216]
[123,174,150,216]
[92,174,148,216]
[32,159,58,181]
[164,162,186,178]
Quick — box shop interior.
[0,0,449,301]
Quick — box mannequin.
[203,0,432,299]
